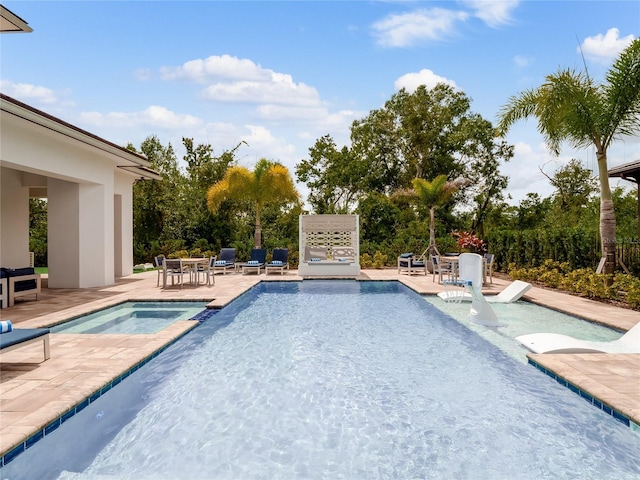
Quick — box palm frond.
[260,164,299,204]
[496,89,539,135]
[498,68,603,154]
[412,175,453,207]
[206,166,254,212]
[602,38,640,146]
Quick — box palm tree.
[207,158,299,248]
[412,175,462,256]
[497,38,640,276]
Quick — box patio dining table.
[162,258,209,288]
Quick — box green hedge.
[486,228,600,272]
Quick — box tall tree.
[298,85,511,214]
[411,175,462,256]
[181,138,240,246]
[132,135,181,248]
[350,84,501,189]
[207,158,299,248]
[541,159,598,227]
[295,135,362,213]
[498,38,640,275]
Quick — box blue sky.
[1,0,638,205]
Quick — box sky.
[1,0,639,205]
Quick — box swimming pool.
[2,281,638,479]
[50,301,208,334]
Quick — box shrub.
[372,251,388,269]
[360,253,373,268]
[508,261,640,310]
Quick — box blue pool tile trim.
[0,323,199,467]
[528,358,633,429]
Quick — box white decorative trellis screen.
[300,215,359,256]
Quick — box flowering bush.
[451,230,486,253]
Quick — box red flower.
[450,230,486,253]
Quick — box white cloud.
[0,80,58,104]
[202,73,322,107]
[160,54,324,116]
[160,54,269,83]
[372,8,469,47]
[79,106,202,129]
[579,28,635,64]
[395,69,458,92]
[461,0,519,28]
[513,54,533,68]
[133,68,153,81]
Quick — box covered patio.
[0,94,160,289]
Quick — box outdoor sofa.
[0,267,41,308]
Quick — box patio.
[1,269,638,460]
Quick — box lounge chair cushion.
[304,246,328,262]
[0,328,50,350]
[6,267,38,291]
[1,320,12,333]
[215,260,228,266]
[270,260,283,265]
[399,252,414,258]
[247,260,259,265]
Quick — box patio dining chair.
[431,255,453,283]
[198,256,217,286]
[154,256,165,287]
[163,259,188,289]
[484,253,495,284]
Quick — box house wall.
[114,170,135,278]
[0,167,30,268]
[1,101,145,288]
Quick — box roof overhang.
[608,159,640,184]
[1,93,162,181]
[1,5,33,33]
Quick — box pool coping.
[527,357,640,431]
[0,320,201,467]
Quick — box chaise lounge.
[438,280,532,303]
[214,248,237,274]
[265,248,289,275]
[516,321,640,354]
[242,249,267,275]
[0,322,50,363]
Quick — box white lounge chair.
[438,280,532,303]
[516,321,640,354]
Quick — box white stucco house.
[0,93,161,288]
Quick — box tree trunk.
[254,203,262,248]
[596,150,617,278]
[428,206,437,256]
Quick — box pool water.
[2,281,638,479]
[50,301,208,334]
[424,296,623,361]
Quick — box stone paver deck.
[1,269,638,460]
